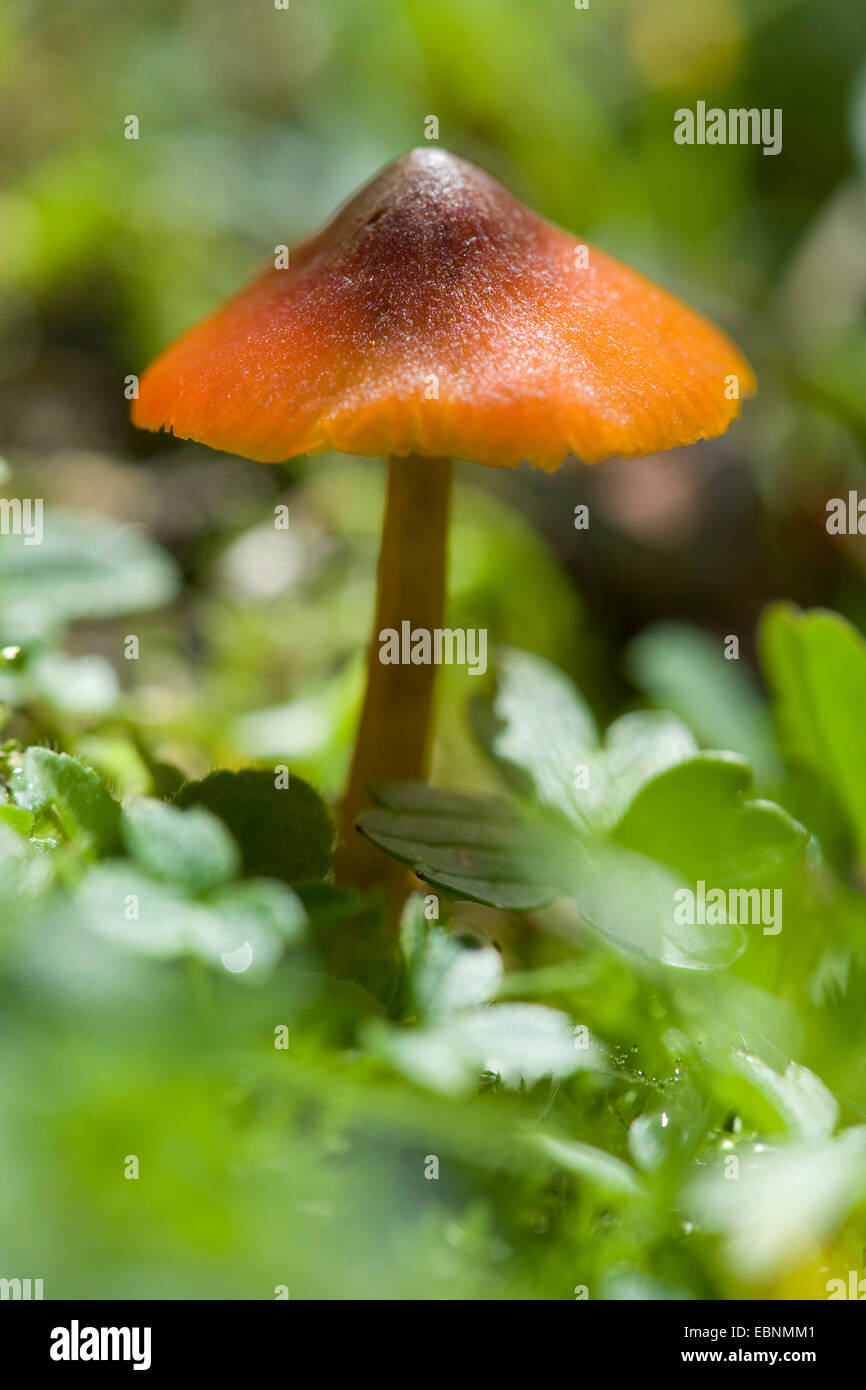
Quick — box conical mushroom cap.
[133,148,754,470]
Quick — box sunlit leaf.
[10,747,120,855]
[761,604,866,859]
[730,1050,839,1142]
[122,797,240,895]
[613,752,808,884]
[688,1128,866,1282]
[472,647,696,831]
[367,1001,601,1097]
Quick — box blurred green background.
[2,0,866,745]
[1,0,866,1301]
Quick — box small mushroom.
[132,147,754,901]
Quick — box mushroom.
[132,147,754,903]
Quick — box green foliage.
[0,511,179,641]
[613,754,807,885]
[0,803,34,834]
[366,901,607,1094]
[628,623,780,783]
[471,646,698,833]
[349,630,866,1295]
[174,769,334,886]
[760,604,866,861]
[122,797,240,894]
[687,1128,866,1284]
[10,747,121,856]
[0,0,864,1300]
[729,1052,839,1144]
[4,549,866,1298]
[74,862,304,977]
[362,652,807,973]
[359,783,555,910]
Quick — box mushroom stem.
[335,454,452,902]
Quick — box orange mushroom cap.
[132,148,754,471]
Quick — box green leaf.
[361,784,746,969]
[122,797,240,894]
[174,769,333,885]
[0,821,53,916]
[207,879,306,947]
[368,924,606,1095]
[0,509,179,639]
[578,710,699,833]
[367,1001,602,1096]
[454,1004,601,1086]
[0,804,34,836]
[10,748,121,855]
[628,621,780,781]
[397,891,429,968]
[410,926,503,1021]
[470,646,597,822]
[358,783,557,910]
[688,1128,866,1281]
[75,863,304,976]
[532,1133,643,1196]
[613,753,808,885]
[760,604,866,858]
[472,647,696,832]
[561,841,747,971]
[729,1051,839,1141]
